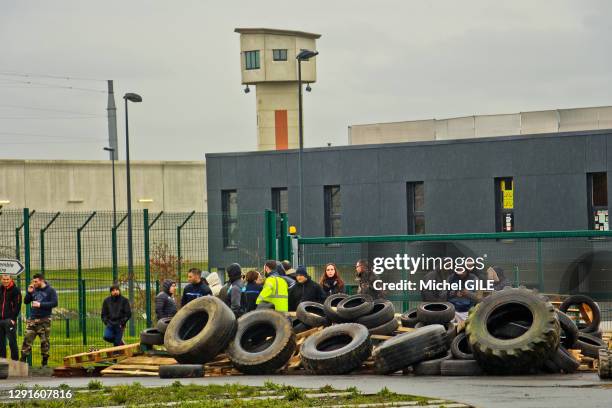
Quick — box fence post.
[176,211,195,296]
[77,212,96,330]
[15,227,22,336]
[40,212,60,275]
[536,238,544,291]
[111,214,128,282]
[279,213,289,261]
[23,208,31,366]
[143,209,152,328]
[264,209,276,260]
[81,279,87,346]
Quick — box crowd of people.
[0,259,507,367]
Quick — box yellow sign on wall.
[502,180,513,209]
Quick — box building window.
[273,49,287,61]
[245,50,260,70]
[407,182,425,234]
[324,186,341,237]
[588,172,608,231]
[222,190,238,248]
[495,177,514,232]
[272,188,288,214]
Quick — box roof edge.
[234,27,321,39]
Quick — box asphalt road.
[0,372,610,408]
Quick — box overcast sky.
[1,0,611,161]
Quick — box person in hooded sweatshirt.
[101,284,132,347]
[289,266,326,311]
[155,279,177,321]
[275,262,296,289]
[225,263,245,317]
[21,273,57,366]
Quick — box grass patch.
[5,383,445,407]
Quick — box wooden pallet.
[63,343,141,367]
[101,355,177,377]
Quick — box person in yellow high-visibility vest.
[256,260,289,312]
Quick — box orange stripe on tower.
[274,110,288,150]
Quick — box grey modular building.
[205,130,611,295]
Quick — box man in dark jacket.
[0,275,22,360]
[101,285,132,346]
[21,274,58,366]
[181,268,212,306]
[155,279,177,321]
[288,266,326,311]
[225,263,245,317]
[355,259,383,299]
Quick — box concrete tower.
[235,28,320,150]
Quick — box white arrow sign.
[0,259,24,276]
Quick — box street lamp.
[123,92,142,336]
[103,147,117,229]
[296,49,318,234]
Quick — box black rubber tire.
[323,293,349,323]
[576,332,607,358]
[158,364,204,378]
[296,301,329,327]
[300,323,371,375]
[466,287,559,374]
[291,318,312,334]
[156,317,172,335]
[440,359,484,376]
[555,310,579,349]
[0,363,8,380]
[417,302,456,325]
[598,349,612,380]
[164,296,237,364]
[400,308,418,328]
[373,324,448,374]
[336,295,374,320]
[445,321,457,347]
[450,332,473,360]
[368,316,399,335]
[140,328,164,346]
[227,309,296,374]
[543,346,580,374]
[413,351,452,376]
[559,295,601,333]
[356,299,395,329]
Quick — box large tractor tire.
[466,287,559,374]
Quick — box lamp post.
[296,49,318,234]
[123,92,142,336]
[103,147,117,229]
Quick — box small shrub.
[87,380,103,390]
[284,387,304,401]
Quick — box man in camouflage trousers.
[21,274,58,367]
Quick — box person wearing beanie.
[101,284,131,347]
[288,266,326,311]
[225,263,245,317]
[155,279,177,321]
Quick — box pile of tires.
[400,301,457,346]
[598,349,612,380]
[466,287,560,375]
[294,294,400,336]
[558,295,606,360]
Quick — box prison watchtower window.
[273,49,287,61]
[245,50,260,70]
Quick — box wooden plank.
[119,356,176,365]
[105,364,160,372]
[102,369,158,377]
[578,303,593,325]
[64,343,141,367]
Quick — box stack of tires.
[400,302,457,346]
[558,295,607,363]
[294,294,399,335]
[298,294,398,374]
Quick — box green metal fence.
[0,208,261,366]
[297,230,612,329]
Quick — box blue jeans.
[103,324,124,346]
